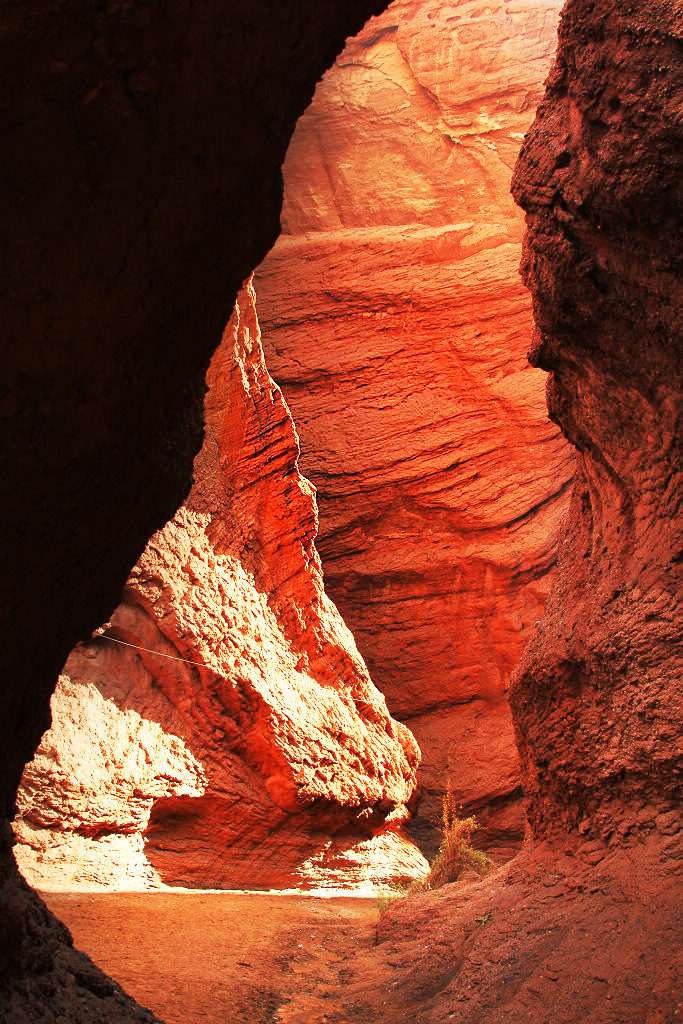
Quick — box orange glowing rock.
[14,282,426,891]
[255,0,572,855]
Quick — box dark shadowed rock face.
[1,0,389,830]
[1,2,390,1018]
[510,0,682,842]
[0,818,163,1024]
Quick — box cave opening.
[10,0,577,997]
[12,1,572,904]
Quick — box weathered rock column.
[14,283,426,892]
[510,0,682,841]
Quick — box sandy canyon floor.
[43,890,385,1024]
[42,830,682,1024]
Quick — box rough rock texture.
[2,0,681,1018]
[1,2,394,1018]
[14,282,425,892]
[14,675,206,891]
[329,830,683,1024]
[1,0,390,842]
[255,0,572,856]
[410,702,524,859]
[510,0,682,842]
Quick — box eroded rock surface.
[510,0,682,842]
[256,0,572,855]
[370,831,682,1024]
[14,675,206,891]
[14,283,425,892]
[3,0,681,1018]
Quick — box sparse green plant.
[376,880,408,913]
[416,782,496,892]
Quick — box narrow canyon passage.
[2,0,680,1020]
[13,0,570,894]
[255,0,572,861]
[42,826,682,1024]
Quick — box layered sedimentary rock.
[362,6,683,1021]
[256,0,572,855]
[315,5,682,1023]
[14,283,425,892]
[510,0,682,842]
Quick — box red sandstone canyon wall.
[14,283,426,892]
[510,0,682,842]
[364,6,682,1022]
[2,0,681,1019]
[255,0,573,855]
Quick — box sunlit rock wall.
[255,0,572,855]
[14,675,206,890]
[14,283,426,891]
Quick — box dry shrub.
[417,784,495,891]
[376,881,408,912]
[376,785,496,913]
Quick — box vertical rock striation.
[255,0,572,855]
[510,0,682,841]
[14,283,425,891]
